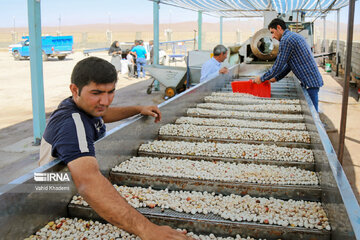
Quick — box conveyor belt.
[68,204,331,240]
[220,86,299,97]
[227,89,298,93]
[138,151,315,170]
[187,113,306,123]
[157,135,315,149]
[173,120,309,131]
[66,72,327,239]
[224,87,297,91]
[219,91,300,99]
[220,89,299,99]
[203,98,301,106]
[108,172,322,201]
[226,90,297,94]
[196,105,302,114]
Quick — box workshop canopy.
[159,0,349,18]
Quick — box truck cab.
[8,41,24,55]
[11,36,73,61]
[11,40,29,60]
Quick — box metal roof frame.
[151,0,350,18]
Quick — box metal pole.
[336,9,340,76]
[153,0,159,65]
[323,16,326,52]
[13,16,15,33]
[12,16,16,43]
[220,16,223,44]
[193,30,197,49]
[322,16,326,65]
[57,14,61,36]
[338,0,356,164]
[27,0,46,145]
[198,11,202,50]
[108,12,111,31]
[153,0,160,91]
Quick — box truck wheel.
[13,51,21,60]
[42,51,48,61]
[58,56,66,60]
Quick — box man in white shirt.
[200,45,229,83]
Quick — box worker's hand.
[140,106,162,123]
[219,67,229,74]
[140,225,194,240]
[269,77,277,83]
[253,76,262,84]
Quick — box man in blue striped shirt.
[254,18,323,111]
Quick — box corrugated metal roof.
[158,0,349,18]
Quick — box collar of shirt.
[210,57,221,67]
[281,29,290,42]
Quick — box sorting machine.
[0,63,359,239]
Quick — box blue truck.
[11,36,73,61]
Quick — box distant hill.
[0,19,264,33]
[0,19,358,42]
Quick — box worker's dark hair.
[213,44,227,56]
[71,56,117,95]
[139,40,144,45]
[268,18,287,30]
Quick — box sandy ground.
[0,51,359,204]
[0,51,162,129]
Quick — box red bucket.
[231,80,271,98]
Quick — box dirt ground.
[0,51,359,204]
[0,51,165,129]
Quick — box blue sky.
[1,0,220,28]
[1,0,359,28]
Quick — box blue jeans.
[306,87,319,112]
[136,58,146,78]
